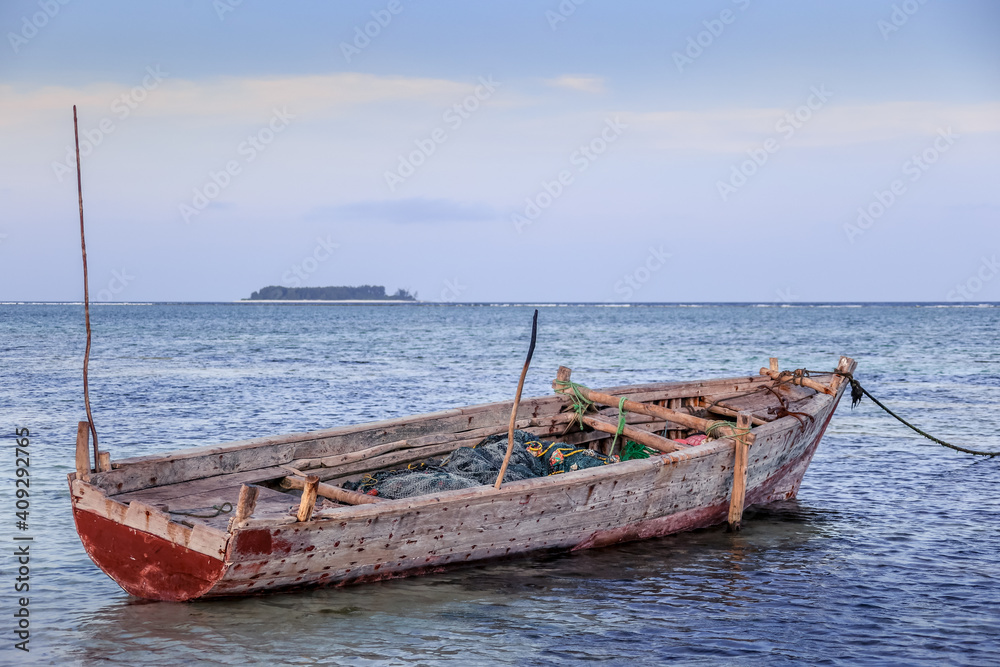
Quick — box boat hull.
[69,363,850,601]
[206,392,839,597]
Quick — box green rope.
[167,502,233,519]
[704,421,753,440]
[611,396,627,450]
[554,379,595,429]
[621,439,658,461]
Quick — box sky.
[1,0,998,303]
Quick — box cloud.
[546,75,605,94]
[627,101,1000,153]
[309,197,496,224]
[0,73,473,129]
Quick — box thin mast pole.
[74,105,99,469]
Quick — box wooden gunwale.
[91,374,782,497]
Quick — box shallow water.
[1,303,998,664]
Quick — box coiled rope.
[705,421,752,440]
[806,370,1000,458]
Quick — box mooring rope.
[803,370,1000,458]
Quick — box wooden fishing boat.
[69,356,856,602]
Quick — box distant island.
[247,285,417,301]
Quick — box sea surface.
[1,303,998,665]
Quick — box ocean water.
[1,303,998,665]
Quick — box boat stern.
[69,475,230,602]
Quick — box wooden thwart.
[759,368,834,395]
[700,400,768,425]
[281,475,384,506]
[554,367,741,437]
[580,416,686,453]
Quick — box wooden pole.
[580,416,685,453]
[727,412,754,532]
[296,475,320,522]
[829,356,852,391]
[75,421,91,481]
[74,105,99,470]
[553,367,740,437]
[769,357,779,373]
[701,401,768,426]
[280,476,384,505]
[229,484,260,531]
[494,310,538,490]
[758,368,835,395]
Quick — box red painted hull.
[72,508,226,602]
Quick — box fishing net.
[343,430,623,500]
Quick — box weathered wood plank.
[228,485,260,531]
[111,466,292,504]
[581,416,686,453]
[75,422,91,482]
[280,476,383,506]
[759,368,834,395]
[726,413,754,531]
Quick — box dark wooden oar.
[494,310,538,490]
